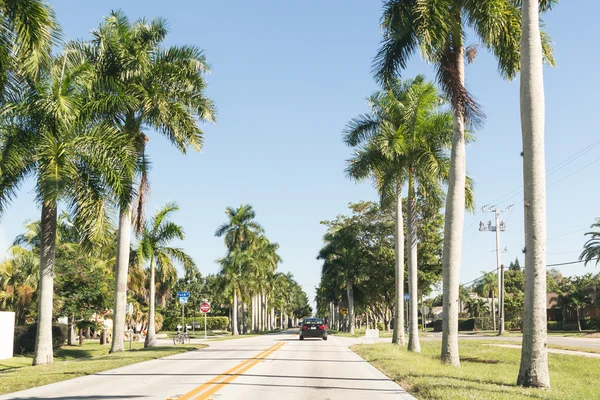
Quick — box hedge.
[164,316,229,331]
[548,320,600,331]
[13,323,68,355]
[433,318,494,332]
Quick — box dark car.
[299,317,327,340]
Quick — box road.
[0,330,415,400]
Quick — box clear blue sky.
[1,1,599,307]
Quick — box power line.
[461,259,587,287]
[548,227,589,241]
[546,260,585,267]
[477,138,600,209]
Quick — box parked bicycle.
[173,330,190,345]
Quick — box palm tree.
[346,76,461,352]
[0,54,135,365]
[465,298,489,318]
[477,272,498,331]
[217,249,252,335]
[345,91,407,344]
[0,0,59,97]
[215,205,264,253]
[374,0,554,367]
[517,0,556,389]
[134,202,195,347]
[318,224,363,334]
[580,219,600,266]
[70,10,216,353]
[0,246,39,324]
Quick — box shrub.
[376,322,384,331]
[458,318,475,331]
[13,323,68,355]
[163,316,229,331]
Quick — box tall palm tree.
[217,249,252,335]
[0,0,59,97]
[346,76,461,352]
[215,205,265,253]
[70,10,216,353]
[374,0,554,366]
[345,94,406,344]
[517,0,556,389]
[0,53,135,365]
[215,205,270,334]
[134,202,195,347]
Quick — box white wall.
[0,311,15,359]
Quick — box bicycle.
[173,331,190,345]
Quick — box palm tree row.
[216,204,310,334]
[0,6,215,364]
[338,0,557,388]
[344,75,473,351]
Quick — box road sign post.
[177,292,191,334]
[200,301,210,341]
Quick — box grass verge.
[459,330,598,338]
[0,342,205,395]
[352,341,600,400]
[331,328,429,338]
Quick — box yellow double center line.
[169,341,285,400]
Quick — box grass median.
[0,342,205,395]
[352,340,600,400]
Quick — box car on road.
[299,317,327,340]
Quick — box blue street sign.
[177,291,190,298]
[179,297,188,304]
[404,294,409,301]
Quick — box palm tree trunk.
[110,207,131,353]
[346,280,354,335]
[441,39,466,368]
[33,200,57,366]
[516,0,550,389]
[407,179,420,352]
[492,290,496,331]
[577,307,581,332]
[251,295,256,332]
[393,186,406,346]
[145,257,158,347]
[68,315,75,346]
[261,293,265,331]
[280,306,284,329]
[232,288,239,335]
[271,306,275,331]
[242,300,247,334]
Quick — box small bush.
[13,323,68,355]
[458,318,475,331]
[376,322,384,331]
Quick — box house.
[546,292,600,322]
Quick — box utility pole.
[479,204,513,335]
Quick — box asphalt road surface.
[0,330,415,400]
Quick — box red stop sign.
[200,302,211,313]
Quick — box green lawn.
[352,341,600,400]
[0,342,205,395]
[331,328,430,338]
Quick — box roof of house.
[547,293,559,309]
